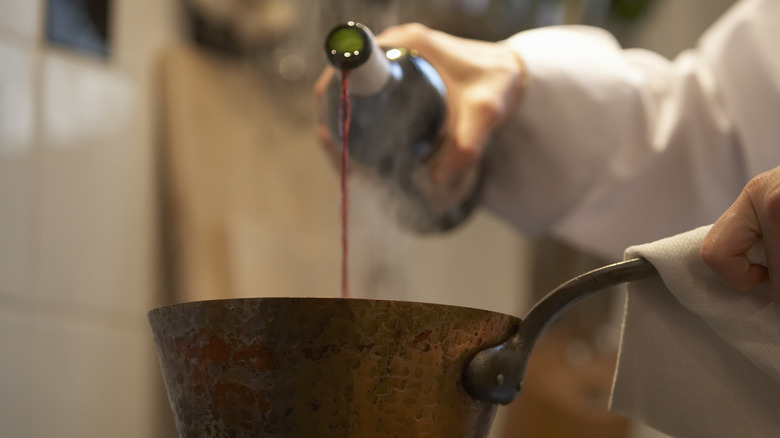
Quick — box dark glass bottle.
[323,22,481,233]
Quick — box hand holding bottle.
[701,165,780,302]
[372,23,527,185]
[314,22,527,232]
[314,23,527,185]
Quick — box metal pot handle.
[463,257,658,405]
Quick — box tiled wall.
[0,0,179,436]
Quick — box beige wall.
[0,0,179,436]
[626,0,736,58]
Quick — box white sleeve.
[482,0,780,260]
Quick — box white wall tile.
[41,52,135,150]
[34,51,156,314]
[0,0,41,41]
[0,42,35,296]
[0,42,36,154]
[24,313,157,438]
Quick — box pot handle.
[463,257,658,405]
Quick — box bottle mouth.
[325,22,373,70]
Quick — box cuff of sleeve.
[482,26,641,236]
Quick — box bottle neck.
[325,22,391,97]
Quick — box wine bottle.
[323,21,481,233]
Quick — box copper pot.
[148,258,656,437]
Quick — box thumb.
[701,190,768,292]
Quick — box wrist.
[500,40,528,114]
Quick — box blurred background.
[0,0,735,437]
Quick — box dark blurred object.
[610,0,656,21]
[176,0,658,94]
[181,0,295,57]
[401,0,657,42]
[180,0,658,57]
[46,0,112,58]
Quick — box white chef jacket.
[484,0,780,262]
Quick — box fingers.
[377,25,525,187]
[755,170,780,302]
[430,89,502,184]
[317,124,342,171]
[313,67,335,121]
[702,168,780,301]
[701,197,768,292]
[430,138,480,185]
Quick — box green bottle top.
[325,22,373,70]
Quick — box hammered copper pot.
[148,259,657,438]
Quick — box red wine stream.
[339,70,351,298]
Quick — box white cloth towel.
[610,225,780,437]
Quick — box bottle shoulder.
[407,54,446,97]
[349,50,446,99]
